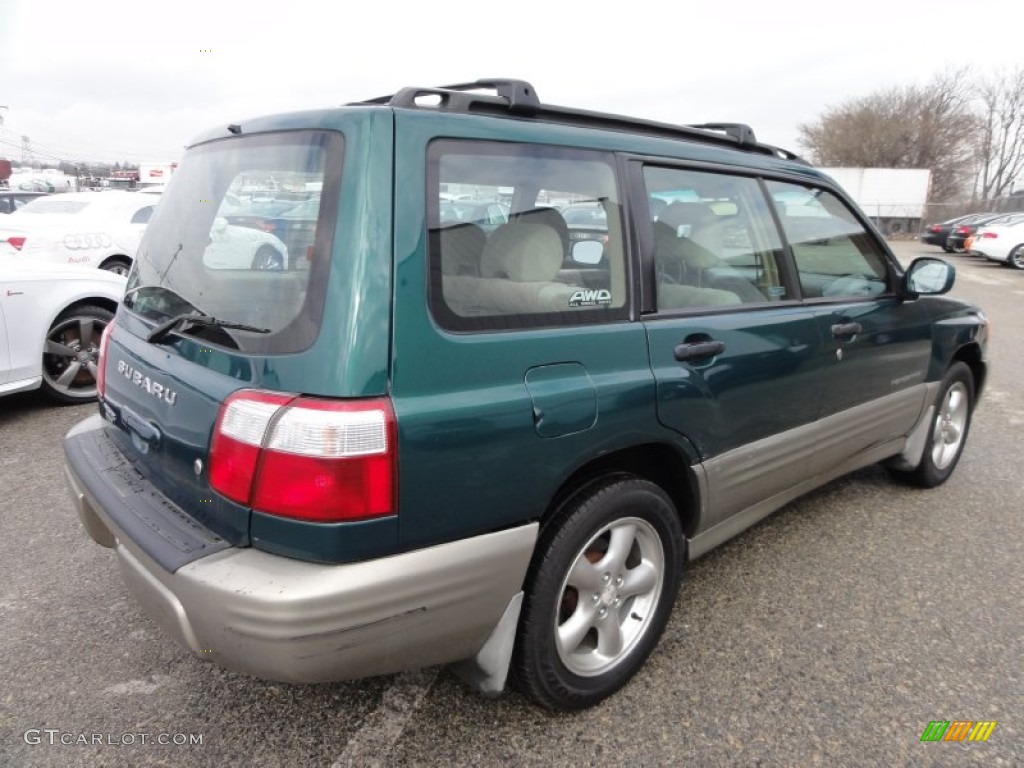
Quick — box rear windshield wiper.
[147,312,271,344]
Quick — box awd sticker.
[569,289,612,308]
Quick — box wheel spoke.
[45,339,77,358]
[595,610,624,657]
[599,523,637,574]
[78,317,96,346]
[946,388,962,416]
[55,361,82,388]
[567,557,604,592]
[619,561,658,599]
[557,604,596,655]
[84,361,99,380]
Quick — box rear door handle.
[831,322,862,340]
[674,340,725,362]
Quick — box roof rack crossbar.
[354,79,541,115]
[434,79,541,113]
[687,122,757,146]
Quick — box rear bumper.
[64,415,538,684]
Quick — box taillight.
[928,225,941,233]
[209,390,397,522]
[954,225,970,234]
[980,232,998,239]
[6,236,26,250]
[96,320,115,398]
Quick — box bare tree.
[973,66,1024,205]
[798,70,977,202]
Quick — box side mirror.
[903,257,955,297]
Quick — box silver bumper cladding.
[65,416,537,686]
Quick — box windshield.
[125,130,343,353]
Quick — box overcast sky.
[0,0,1020,167]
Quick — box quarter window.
[767,181,890,299]
[428,141,627,331]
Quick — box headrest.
[512,208,569,253]
[481,222,563,282]
[653,202,722,268]
[658,202,716,232]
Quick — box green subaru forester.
[64,79,988,711]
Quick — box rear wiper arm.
[147,312,271,344]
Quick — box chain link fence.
[921,196,1024,227]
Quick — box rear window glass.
[125,131,342,354]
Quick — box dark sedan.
[920,213,989,251]
[946,213,1006,253]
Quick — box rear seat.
[443,221,583,315]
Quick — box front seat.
[654,202,764,303]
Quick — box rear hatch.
[99,128,350,548]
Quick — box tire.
[251,245,284,270]
[40,305,114,404]
[890,362,974,488]
[941,246,953,253]
[1009,245,1024,270]
[100,257,132,276]
[511,476,683,710]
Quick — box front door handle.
[831,322,862,340]
[674,339,725,362]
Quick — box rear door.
[102,127,352,547]
[389,114,654,551]
[636,163,825,528]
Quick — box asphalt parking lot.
[0,240,1020,767]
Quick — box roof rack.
[349,79,808,163]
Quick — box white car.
[202,217,289,270]
[0,258,125,402]
[970,215,1024,269]
[0,191,158,276]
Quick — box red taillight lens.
[929,225,941,233]
[96,320,115,398]
[6,237,26,250]
[210,391,293,505]
[954,225,970,234]
[209,390,397,522]
[980,232,998,239]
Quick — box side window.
[643,167,788,311]
[131,205,155,225]
[766,181,890,299]
[428,141,627,330]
